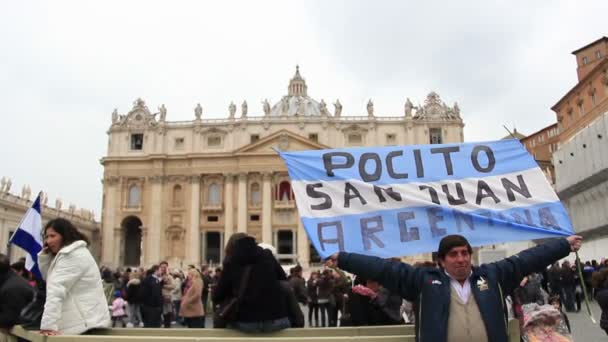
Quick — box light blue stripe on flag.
[280,139,538,184]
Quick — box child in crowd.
[111,290,128,328]
[548,296,571,333]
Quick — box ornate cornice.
[147,175,166,184]
[103,176,121,186]
[189,175,201,184]
[166,175,189,183]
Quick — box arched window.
[173,185,183,207]
[127,184,141,208]
[277,181,292,201]
[250,182,261,206]
[208,183,220,205]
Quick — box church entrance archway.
[121,216,142,266]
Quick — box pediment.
[234,129,329,155]
[341,124,368,133]
[200,127,228,135]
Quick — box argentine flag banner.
[278,139,574,259]
[9,193,43,278]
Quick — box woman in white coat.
[38,218,111,335]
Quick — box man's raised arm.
[327,252,423,301]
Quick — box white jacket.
[38,241,111,334]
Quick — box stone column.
[262,172,273,244]
[113,227,122,266]
[224,174,235,239]
[237,173,247,233]
[148,175,164,265]
[297,217,310,268]
[101,177,119,266]
[187,175,201,266]
[140,227,148,267]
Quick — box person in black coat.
[0,253,35,329]
[592,268,608,335]
[212,233,290,333]
[139,265,163,328]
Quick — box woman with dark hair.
[212,233,290,332]
[592,268,608,335]
[38,218,111,335]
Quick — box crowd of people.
[1,218,608,340]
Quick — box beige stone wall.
[102,81,465,269]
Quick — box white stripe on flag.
[18,207,43,246]
[292,167,557,219]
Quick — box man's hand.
[566,235,583,252]
[325,252,339,269]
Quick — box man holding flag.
[278,139,586,341]
[8,193,43,279]
[326,234,582,342]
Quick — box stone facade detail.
[101,66,465,268]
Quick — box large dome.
[268,66,327,117]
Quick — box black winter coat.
[212,236,288,322]
[140,275,163,308]
[0,271,34,328]
[125,278,143,305]
[338,238,571,342]
[597,288,608,331]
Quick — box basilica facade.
[100,67,465,268]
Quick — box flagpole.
[575,251,597,324]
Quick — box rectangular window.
[308,133,318,142]
[207,216,219,222]
[174,137,185,150]
[207,136,221,147]
[579,103,584,116]
[429,128,442,144]
[596,50,602,59]
[250,214,260,221]
[582,56,589,65]
[386,133,396,145]
[591,93,597,106]
[348,133,362,145]
[250,134,260,143]
[130,134,144,150]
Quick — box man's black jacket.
[338,238,571,342]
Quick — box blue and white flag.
[9,193,43,278]
[278,139,574,259]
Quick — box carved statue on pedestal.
[195,103,202,120]
[404,98,413,117]
[159,104,167,122]
[0,177,5,192]
[112,109,118,124]
[319,99,329,116]
[281,97,289,115]
[334,99,342,117]
[262,99,271,116]
[367,99,374,117]
[241,101,248,117]
[55,198,62,211]
[229,101,237,118]
[453,102,460,118]
[21,185,31,200]
[296,98,307,116]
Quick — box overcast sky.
[0,1,605,219]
